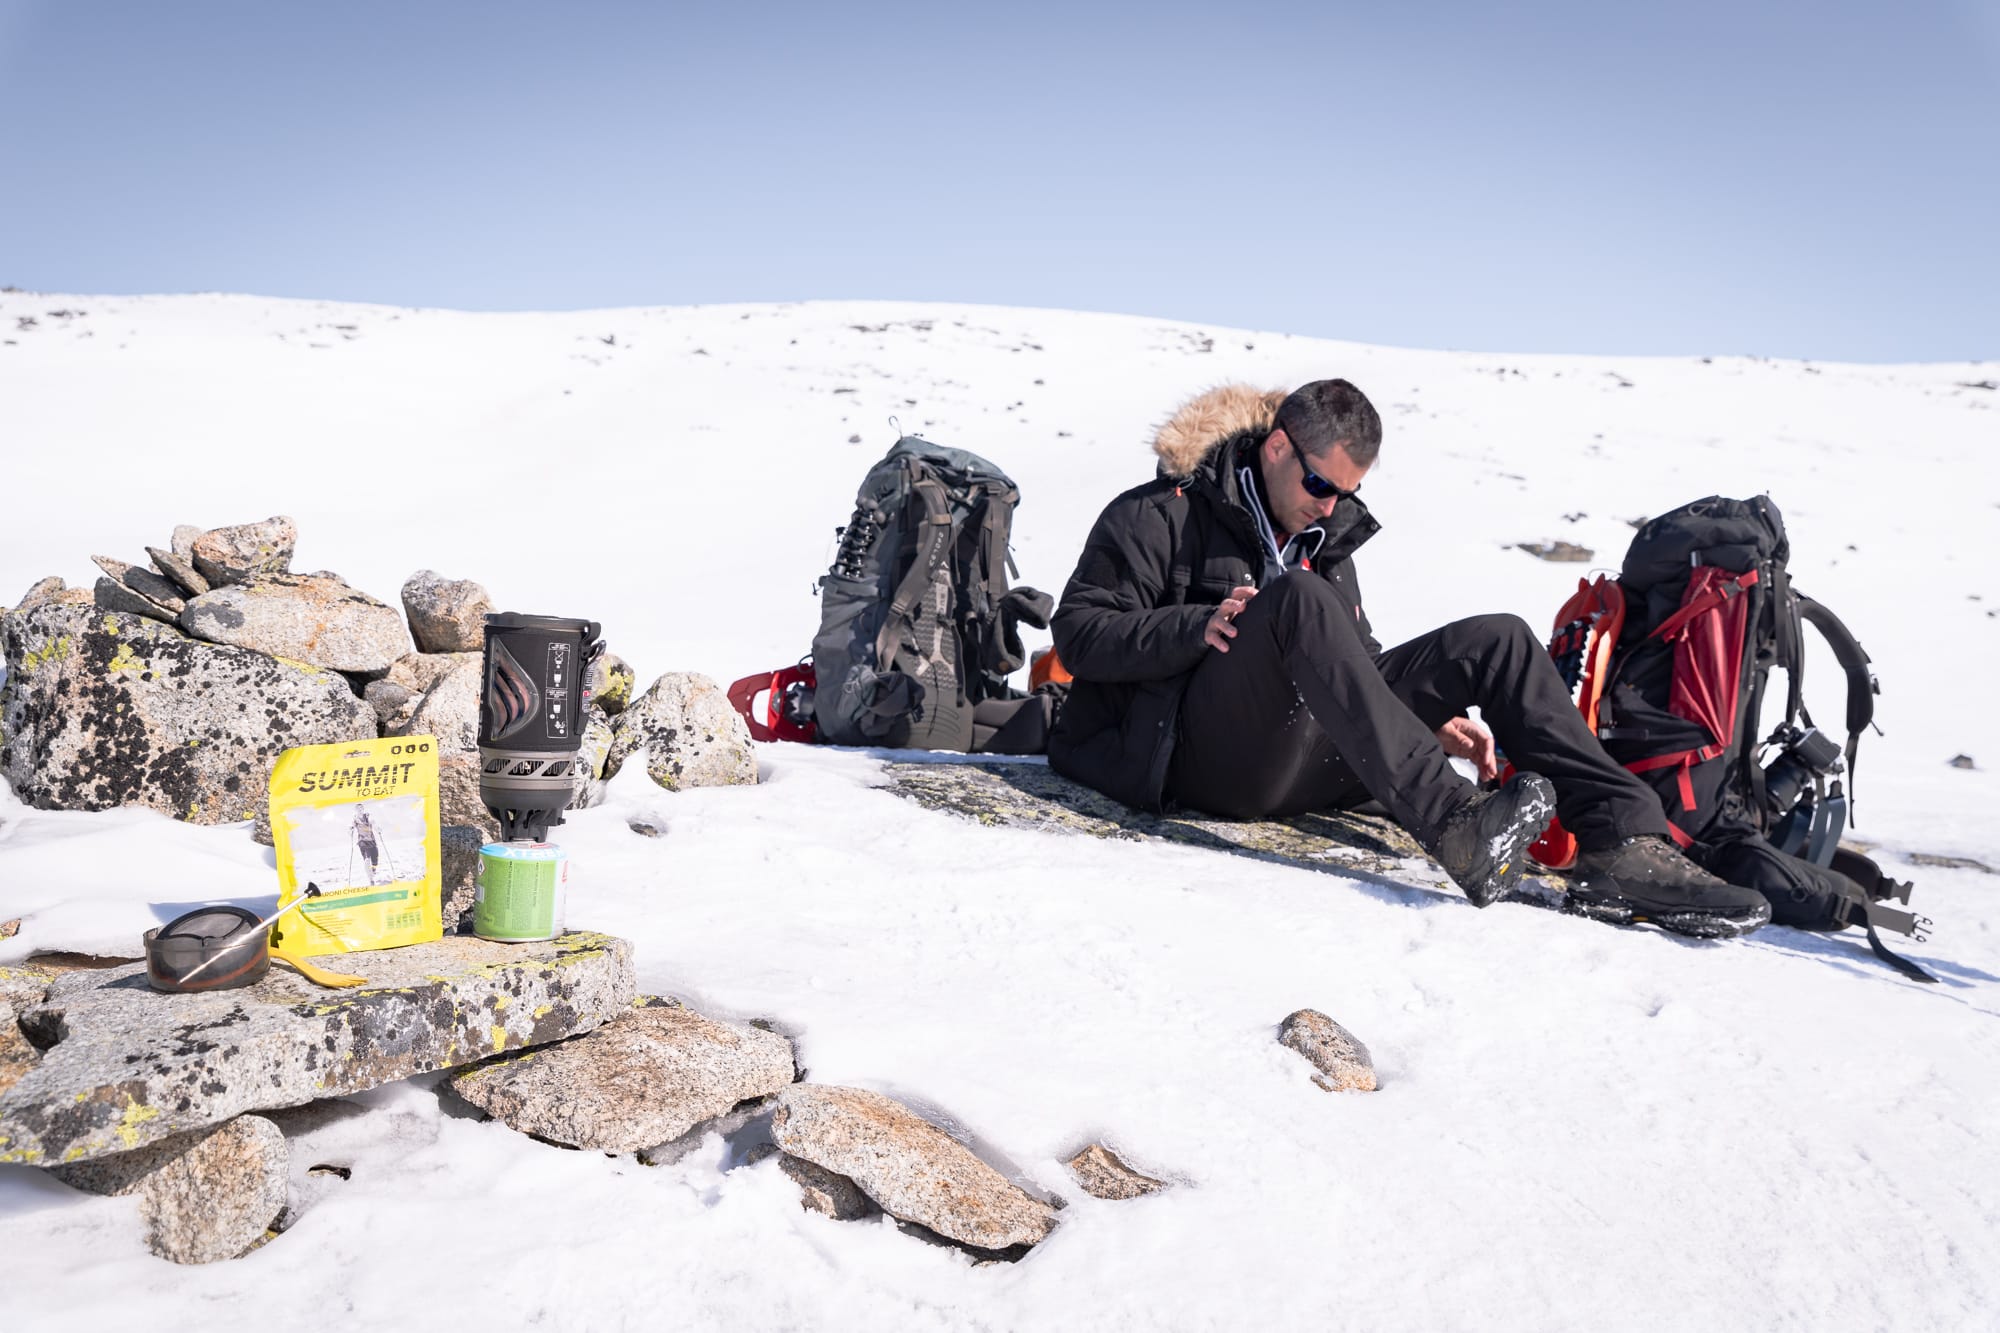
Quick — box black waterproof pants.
[1164,572,1671,851]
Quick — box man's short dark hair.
[1274,379,1382,467]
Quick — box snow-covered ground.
[1,293,1996,1329]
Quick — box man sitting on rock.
[1047,380,1771,937]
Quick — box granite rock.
[180,572,412,673]
[883,761,1434,886]
[1278,1009,1378,1092]
[0,931,635,1164]
[59,1115,289,1264]
[438,824,487,933]
[92,556,187,615]
[451,1000,794,1152]
[588,652,636,714]
[170,525,204,562]
[94,576,178,625]
[781,1152,880,1220]
[190,516,296,587]
[771,1085,1058,1251]
[404,654,480,752]
[146,546,210,598]
[364,678,419,732]
[0,600,375,824]
[572,710,616,810]
[400,570,495,655]
[0,964,56,1011]
[1064,1143,1169,1200]
[607,672,758,793]
[385,650,479,695]
[0,1003,38,1099]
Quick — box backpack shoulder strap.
[871,470,954,672]
[1796,594,1879,788]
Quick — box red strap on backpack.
[1526,576,1627,869]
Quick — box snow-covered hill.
[2,293,1997,1329]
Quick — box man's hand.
[1203,585,1259,652]
[1436,716,1499,782]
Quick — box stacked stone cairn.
[0,517,1385,1268]
[0,515,758,928]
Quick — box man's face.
[1263,428,1371,535]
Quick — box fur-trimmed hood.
[1152,384,1289,478]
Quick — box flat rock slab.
[0,931,634,1166]
[450,998,795,1152]
[772,1084,1058,1252]
[881,761,1432,883]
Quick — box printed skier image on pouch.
[279,795,428,890]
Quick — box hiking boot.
[1566,836,1773,938]
[1425,772,1558,907]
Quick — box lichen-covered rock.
[55,1115,289,1264]
[190,515,296,587]
[771,1085,1058,1251]
[146,546,210,598]
[400,570,495,654]
[0,1003,38,1099]
[451,1000,794,1153]
[0,932,635,1165]
[1064,1143,1169,1200]
[180,572,411,673]
[780,1152,880,1220]
[94,576,178,625]
[0,965,55,1011]
[572,710,616,810]
[1278,1009,1378,1093]
[92,556,187,615]
[0,601,375,824]
[607,672,758,793]
[588,652,636,714]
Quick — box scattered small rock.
[189,515,297,587]
[1515,540,1594,563]
[771,1085,1058,1252]
[1278,1009,1378,1092]
[607,672,758,792]
[400,570,495,654]
[55,1115,289,1265]
[450,1001,795,1153]
[1947,754,1976,770]
[628,820,664,838]
[1906,851,1995,874]
[780,1152,881,1220]
[1064,1143,1169,1200]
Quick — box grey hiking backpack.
[811,435,1054,751]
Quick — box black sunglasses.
[1290,437,1360,502]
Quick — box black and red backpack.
[1531,495,1933,980]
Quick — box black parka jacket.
[1048,385,1382,809]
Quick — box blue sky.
[1,0,1993,361]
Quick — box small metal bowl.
[144,906,271,993]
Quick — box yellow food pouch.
[268,736,444,955]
